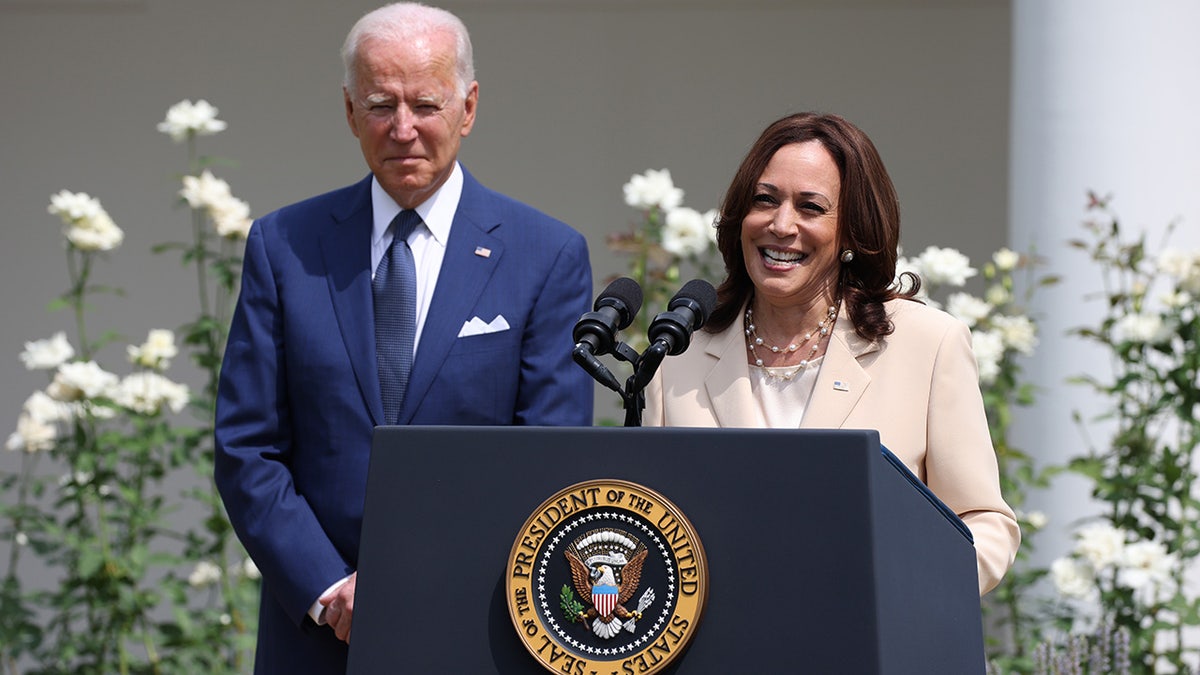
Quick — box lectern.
[348,427,984,674]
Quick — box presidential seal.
[506,479,708,675]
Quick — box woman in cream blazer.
[643,112,1019,595]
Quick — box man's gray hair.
[341,2,475,98]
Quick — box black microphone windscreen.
[597,277,643,328]
[671,279,718,320]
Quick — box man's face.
[344,31,477,209]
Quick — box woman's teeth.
[762,248,805,264]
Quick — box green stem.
[4,453,40,577]
[65,249,93,360]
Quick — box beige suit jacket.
[644,298,1020,595]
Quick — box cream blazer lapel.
[801,309,880,429]
[700,324,767,428]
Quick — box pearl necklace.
[745,302,838,374]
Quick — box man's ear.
[344,87,361,139]
[459,81,479,138]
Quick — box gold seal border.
[506,478,709,675]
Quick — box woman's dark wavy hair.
[707,111,921,341]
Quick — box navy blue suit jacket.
[213,169,593,673]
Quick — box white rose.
[179,171,253,239]
[211,196,253,240]
[48,190,104,222]
[127,329,179,370]
[916,246,976,287]
[661,207,711,258]
[48,191,124,252]
[188,560,223,587]
[6,413,57,453]
[992,248,1020,272]
[1160,290,1192,309]
[157,99,228,142]
[946,293,991,328]
[47,361,119,402]
[180,170,233,209]
[1157,248,1200,294]
[1051,557,1096,599]
[1024,511,1048,530]
[992,314,1038,356]
[1116,539,1174,598]
[1113,313,1170,344]
[622,169,684,211]
[970,329,1003,384]
[65,210,124,251]
[15,532,29,547]
[111,372,190,415]
[1074,522,1127,570]
[985,284,1010,306]
[20,331,75,370]
[23,391,73,426]
[1156,248,1197,280]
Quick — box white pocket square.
[457,314,510,338]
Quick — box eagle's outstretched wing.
[566,549,593,599]
[616,549,649,604]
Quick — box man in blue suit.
[213,3,594,672]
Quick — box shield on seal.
[592,584,618,617]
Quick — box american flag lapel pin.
[833,380,849,392]
[474,246,492,258]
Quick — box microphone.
[573,278,643,392]
[573,277,642,357]
[629,279,717,392]
[647,279,717,356]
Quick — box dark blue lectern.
[348,427,984,674]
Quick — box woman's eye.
[752,193,777,205]
[800,202,826,215]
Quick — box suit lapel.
[318,176,385,427]
[703,322,767,428]
[802,309,878,429]
[396,172,503,424]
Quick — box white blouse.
[747,355,824,428]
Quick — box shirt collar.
[370,162,463,246]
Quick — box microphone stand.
[609,341,649,427]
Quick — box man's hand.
[318,571,357,643]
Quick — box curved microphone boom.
[572,278,643,392]
[630,279,718,392]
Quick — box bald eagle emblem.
[562,528,656,639]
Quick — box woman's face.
[740,141,842,308]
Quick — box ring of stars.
[535,510,678,657]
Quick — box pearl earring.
[840,249,855,263]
